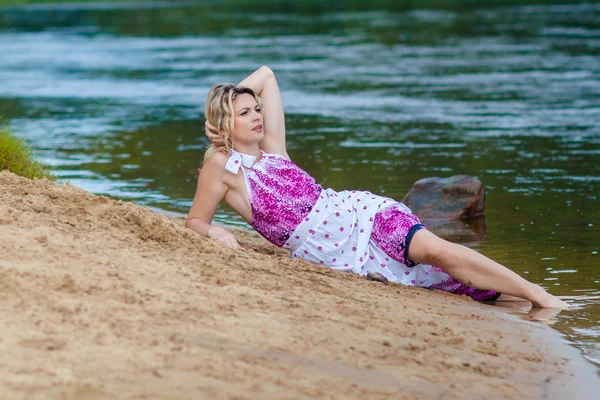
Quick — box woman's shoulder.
[202,149,230,174]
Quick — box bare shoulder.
[201,150,229,174]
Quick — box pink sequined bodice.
[229,151,322,246]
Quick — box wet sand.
[0,170,597,399]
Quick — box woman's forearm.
[184,218,213,237]
[238,66,287,156]
[185,218,233,240]
[185,219,242,249]
[239,66,274,96]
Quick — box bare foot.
[531,293,570,308]
[525,284,570,308]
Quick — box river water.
[0,0,599,369]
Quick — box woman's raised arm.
[239,66,288,158]
[185,152,242,250]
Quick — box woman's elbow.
[259,65,274,78]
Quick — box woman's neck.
[232,143,261,158]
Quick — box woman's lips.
[253,124,263,132]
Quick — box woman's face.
[231,93,263,145]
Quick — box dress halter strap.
[225,149,258,174]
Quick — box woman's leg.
[497,294,530,302]
[407,229,569,308]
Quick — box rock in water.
[401,175,484,220]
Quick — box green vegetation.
[0,122,56,180]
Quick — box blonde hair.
[203,83,263,162]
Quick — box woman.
[186,66,568,308]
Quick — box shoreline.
[474,302,600,397]
[0,170,598,399]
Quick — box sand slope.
[0,170,591,399]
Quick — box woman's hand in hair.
[208,226,244,250]
[205,120,224,146]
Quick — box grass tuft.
[0,122,56,181]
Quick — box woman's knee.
[407,229,455,266]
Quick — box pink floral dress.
[225,150,500,301]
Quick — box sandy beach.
[0,170,597,399]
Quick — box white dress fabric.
[283,188,454,288]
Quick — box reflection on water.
[0,0,599,367]
[423,216,486,246]
[490,299,565,327]
[491,296,600,371]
